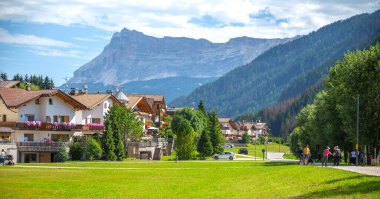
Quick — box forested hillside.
[236,80,324,137]
[171,10,380,118]
[289,43,380,158]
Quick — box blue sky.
[0,0,378,86]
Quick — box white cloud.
[0,28,74,47]
[0,0,378,42]
[33,49,81,57]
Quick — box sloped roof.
[128,94,164,102]
[0,80,20,88]
[218,118,231,123]
[71,93,120,109]
[0,88,86,109]
[125,96,143,109]
[253,122,268,130]
[126,95,154,114]
[0,88,57,108]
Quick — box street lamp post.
[356,94,360,166]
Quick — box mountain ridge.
[171,10,380,118]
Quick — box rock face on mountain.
[69,28,292,89]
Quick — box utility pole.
[356,94,359,167]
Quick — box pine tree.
[103,111,116,161]
[172,115,196,160]
[197,130,213,159]
[208,112,225,154]
[197,100,206,114]
[242,132,250,144]
[0,73,8,81]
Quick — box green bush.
[55,143,68,162]
[69,142,83,160]
[85,138,102,160]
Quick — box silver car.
[213,152,236,160]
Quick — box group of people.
[299,145,365,167]
[322,146,341,167]
[297,145,312,165]
[297,145,342,166]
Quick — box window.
[2,115,6,122]
[53,115,58,123]
[25,114,35,121]
[35,99,39,104]
[46,116,51,123]
[24,133,34,142]
[59,116,69,123]
[91,118,101,124]
[104,102,108,109]
[49,98,53,105]
[51,134,69,142]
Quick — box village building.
[219,118,269,141]
[0,87,109,163]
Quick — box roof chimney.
[70,88,78,95]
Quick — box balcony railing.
[0,122,104,132]
[17,141,69,147]
[16,141,69,152]
[0,140,16,145]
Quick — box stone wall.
[0,142,17,164]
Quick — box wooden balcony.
[16,141,69,152]
[0,122,104,132]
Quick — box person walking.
[297,147,303,165]
[1,149,5,166]
[322,146,332,167]
[303,145,311,165]
[333,146,341,166]
[350,149,357,165]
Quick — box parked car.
[213,152,236,160]
[238,148,248,155]
[222,143,234,148]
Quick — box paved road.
[322,165,380,177]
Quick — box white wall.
[43,96,77,123]
[18,99,41,122]
[82,98,112,124]
[18,95,80,123]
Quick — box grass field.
[1,161,379,198]
[224,143,290,158]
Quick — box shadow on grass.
[325,175,366,184]
[290,178,380,199]
[261,162,295,167]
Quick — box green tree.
[85,138,102,160]
[208,112,224,154]
[172,115,196,160]
[242,132,250,144]
[1,72,8,81]
[55,143,68,162]
[69,142,83,160]
[174,108,207,137]
[197,130,213,158]
[197,100,206,114]
[103,110,116,160]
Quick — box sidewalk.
[327,165,380,177]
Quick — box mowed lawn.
[225,143,290,158]
[1,161,380,199]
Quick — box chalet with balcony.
[114,89,156,132]
[219,118,269,141]
[0,87,116,163]
[127,94,166,127]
